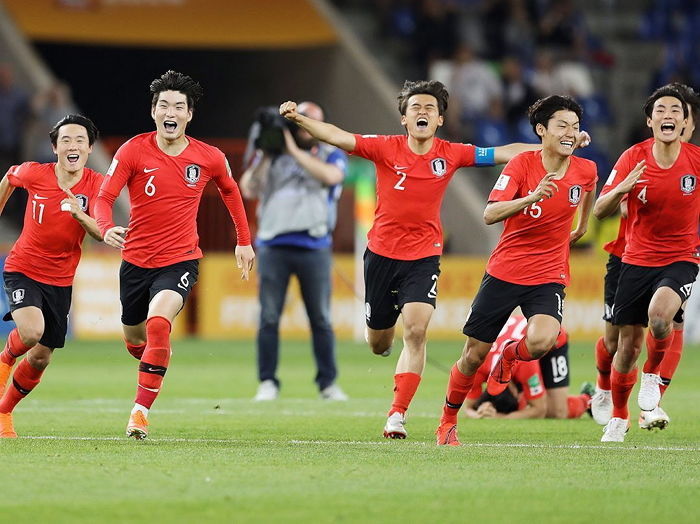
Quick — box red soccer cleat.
[435,422,460,446]
[486,353,513,395]
[0,412,17,438]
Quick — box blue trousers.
[256,245,337,390]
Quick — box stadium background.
[0,0,698,344]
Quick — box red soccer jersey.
[351,134,476,260]
[603,215,627,258]
[96,132,250,268]
[600,139,700,266]
[467,315,566,402]
[486,151,597,285]
[4,162,103,286]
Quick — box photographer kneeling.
[241,101,349,401]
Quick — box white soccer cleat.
[638,373,663,411]
[253,379,279,401]
[320,383,349,401]
[639,406,670,431]
[601,417,630,442]
[590,387,613,425]
[383,411,407,439]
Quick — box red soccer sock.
[595,336,614,390]
[389,372,421,416]
[567,394,590,419]
[126,341,146,360]
[610,366,638,420]
[503,337,533,362]
[659,328,684,397]
[0,329,33,366]
[441,364,475,425]
[643,330,674,375]
[135,316,172,409]
[0,359,44,413]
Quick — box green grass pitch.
[1,337,698,523]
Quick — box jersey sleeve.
[351,134,391,162]
[5,162,39,188]
[599,147,633,197]
[211,151,252,246]
[86,172,105,217]
[450,142,478,167]
[95,141,135,234]
[487,154,525,202]
[583,160,598,192]
[514,361,546,401]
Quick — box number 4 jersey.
[3,162,103,286]
[600,138,700,267]
[485,150,597,286]
[96,132,250,268]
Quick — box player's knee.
[604,335,618,354]
[648,316,671,339]
[17,327,42,348]
[402,323,427,346]
[464,349,486,372]
[124,334,146,346]
[26,351,51,370]
[525,333,557,359]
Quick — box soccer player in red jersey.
[592,83,700,430]
[436,95,597,446]
[0,114,103,437]
[465,315,593,420]
[95,71,255,439]
[594,85,700,442]
[279,81,586,439]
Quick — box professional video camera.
[254,106,298,155]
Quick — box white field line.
[12,435,699,452]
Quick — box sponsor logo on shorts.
[568,185,582,205]
[680,174,696,194]
[431,158,447,177]
[184,164,201,185]
[680,283,693,298]
[11,289,24,304]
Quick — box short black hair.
[150,70,203,110]
[49,114,99,146]
[397,80,449,116]
[474,388,519,414]
[667,82,699,122]
[643,85,688,119]
[528,95,583,134]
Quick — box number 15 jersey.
[97,132,250,268]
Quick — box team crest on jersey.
[11,289,24,304]
[680,174,696,194]
[568,185,582,205]
[431,158,447,177]
[184,164,201,184]
[75,194,88,211]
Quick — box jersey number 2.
[394,171,407,191]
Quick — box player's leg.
[119,261,151,360]
[363,249,399,357]
[659,316,684,399]
[294,247,345,399]
[255,246,292,400]
[539,342,572,419]
[437,274,518,445]
[487,284,564,395]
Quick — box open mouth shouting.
[660,122,676,135]
[416,117,429,130]
[163,120,178,133]
[66,154,80,164]
[559,139,575,150]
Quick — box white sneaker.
[601,417,630,442]
[638,373,662,411]
[253,379,279,401]
[590,387,613,425]
[383,411,407,439]
[639,406,670,431]
[320,383,349,401]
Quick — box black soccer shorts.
[463,273,565,343]
[603,253,622,322]
[363,248,440,330]
[612,261,698,327]
[120,259,199,326]
[2,271,72,349]
[539,341,570,389]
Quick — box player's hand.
[279,101,300,122]
[235,244,255,280]
[616,160,646,194]
[104,226,128,249]
[476,402,497,418]
[575,130,591,149]
[569,226,587,246]
[60,188,83,219]
[530,172,559,202]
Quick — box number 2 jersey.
[600,139,700,267]
[351,134,491,260]
[486,151,597,285]
[3,162,103,286]
[96,132,251,268]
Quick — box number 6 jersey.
[96,132,250,268]
[600,138,700,267]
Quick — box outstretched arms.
[280,101,356,153]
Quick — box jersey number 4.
[637,186,648,204]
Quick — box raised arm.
[280,101,356,153]
[491,131,591,165]
[484,172,558,224]
[593,160,646,219]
